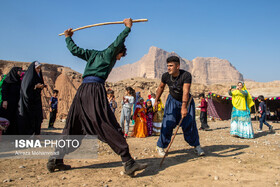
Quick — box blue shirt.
[50,97,58,110]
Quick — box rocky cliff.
[1,58,276,121]
[107,46,244,84]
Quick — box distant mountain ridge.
[107,46,244,84]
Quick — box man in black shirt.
[154,56,205,157]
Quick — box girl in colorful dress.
[132,97,148,138]
[229,82,254,139]
[146,99,154,136]
[152,98,164,135]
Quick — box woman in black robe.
[1,67,22,135]
[18,61,45,135]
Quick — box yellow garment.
[231,84,254,111]
[153,99,164,111]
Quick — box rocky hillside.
[1,60,279,121]
[107,46,244,84]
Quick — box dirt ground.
[1,119,280,187]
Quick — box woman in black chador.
[1,67,22,135]
[18,61,45,135]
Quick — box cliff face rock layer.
[0,60,280,120]
[107,46,244,84]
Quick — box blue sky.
[0,0,279,82]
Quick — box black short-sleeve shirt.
[161,69,192,101]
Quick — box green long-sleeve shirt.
[66,27,131,80]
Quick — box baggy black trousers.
[57,82,132,162]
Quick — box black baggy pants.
[56,82,132,162]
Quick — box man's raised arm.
[106,18,132,54]
[64,28,94,61]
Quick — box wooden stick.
[58,19,148,36]
[159,95,194,168]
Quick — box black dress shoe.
[123,159,148,177]
[47,157,71,172]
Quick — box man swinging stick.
[47,18,148,176]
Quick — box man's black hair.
[119,45,127,57]
[258,95,265,101]
[167,56,180,64]
[199,93,205,98]
[53,90,59,94]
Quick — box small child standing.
[107,89,117,114]
[146,99,154,136]
[198,93,210,130]
[132,97,148,138]
[152,98,164,135]
[120,87,135,138]
[48,90,59,129]
[257,95,273,132]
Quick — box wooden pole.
[159,95,194,167]
[58,19,148,36]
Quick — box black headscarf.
[20,61,44,100]
[4,67,22,84]
[19,61,44,116]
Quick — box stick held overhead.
[58,19,148,36]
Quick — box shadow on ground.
[70,144,249,177]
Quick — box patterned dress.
[132,105,148,138]
[146,109,154,136]
[153,101,164,135]
[230,90,254,138]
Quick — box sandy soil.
[1,120,280,187]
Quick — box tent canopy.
[207,92,280,120]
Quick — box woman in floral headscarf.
[229,82,254,138]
